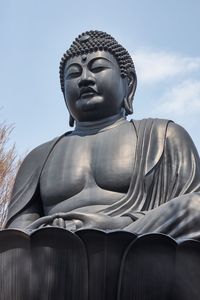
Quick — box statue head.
[59,30,137,126]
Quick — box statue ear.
[124,72,137,115]
[63,92,75,127]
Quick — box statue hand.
[51,217,83,231]
[56,212,132,231]
[26,212,132,232]
[26,214,83,231]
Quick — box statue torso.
[40,120,136,215]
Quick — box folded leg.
[125,193,200,242]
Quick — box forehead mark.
[81,54,87,62]
[65,52,119,71]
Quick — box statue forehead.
[65,50,119,68]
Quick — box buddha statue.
[5,31,200,241]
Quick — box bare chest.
[40,122,136,207]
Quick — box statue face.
[64,51,127,122]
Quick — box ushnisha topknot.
[59,30,136,93]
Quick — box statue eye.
[65,65,81,79]
[90,66,108,73]
[90,58,111,73]
[66,71,81,79]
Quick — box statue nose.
[78,69,95,88]
[78,78,95,88]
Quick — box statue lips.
[79,87,99,99]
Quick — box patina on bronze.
[5,30,200,242]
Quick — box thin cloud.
[131,49,200,152]
[133,49,200,116]
[155,79,200,116]
[133,50,200,83]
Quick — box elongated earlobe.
[124,72,137,115]
[64,92,75,127]
[69,115,74,127]
[124,96,133,115]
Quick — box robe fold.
[5,118,200,239]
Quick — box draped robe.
[5,118,200,240]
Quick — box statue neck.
[74,113,126,134]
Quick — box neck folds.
[74,113,126,134]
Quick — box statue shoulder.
[165,121,199,155]
[131,118,171,135]
[21,136,61,169]
[166,121,192,140]
[130,118,199,176]
[20,130,74,166]
[131,117,197,151]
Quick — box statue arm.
[143,121,200,204]
[5,137,61,229]
[124,121,200,224]
[164,122,200,197]
[4,149,44,229]
[6,194,43,229]
[124,122,200,239]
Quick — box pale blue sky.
[1,0,200,155]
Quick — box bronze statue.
[5,31,200,241]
